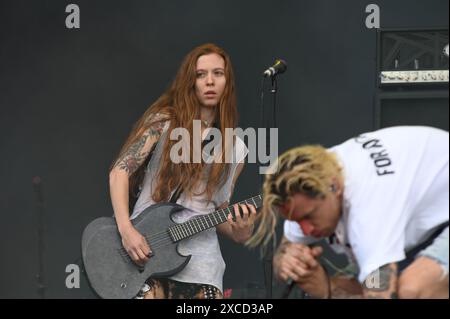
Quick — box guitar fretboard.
[168,194,263,242]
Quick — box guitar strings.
[118,212,239,255]
[145,208,231,242]
[135,207,241,249]
[117,213,226,256]
[144,209,231,246]
[125,207,248,252]
[118,197,262,258]
[136,197,260,243]
[117,213,228,256]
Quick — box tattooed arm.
[109,113,167,265]
[362,263,398,299]
[328,276,364,298]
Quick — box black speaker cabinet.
[375,28,449,131]
[374,90,449,131]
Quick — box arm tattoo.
[116,132,151,174]
[147,116,166,137]
[115,115,166,175]
[363,263,398,299]
[329,276,364,298]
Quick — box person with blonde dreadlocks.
[247,126,449,299]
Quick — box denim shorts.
[417,226,449,278]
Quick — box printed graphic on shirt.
[354,134,395,176]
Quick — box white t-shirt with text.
[284,126,449,282]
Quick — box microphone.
[281,277,296,299]
[263,59,287,77]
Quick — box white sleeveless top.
[130,121,247,292]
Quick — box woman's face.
[195,53,226,108]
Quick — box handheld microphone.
[263,59,287,77]
[281,277,296,299]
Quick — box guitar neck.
[168,194,263,242]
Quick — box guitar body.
[81,203,191,299]
[81,194,262,299]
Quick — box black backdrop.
[0,0,448,298]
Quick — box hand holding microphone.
[275,242,330,298]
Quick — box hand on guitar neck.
[119,223,153,267]
[223,203,257,244]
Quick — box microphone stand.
[260,75,279,299]
[270,76,278,125]
[263,73,306,299]
[32,176,46,299]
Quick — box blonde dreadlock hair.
[246,145,343,248]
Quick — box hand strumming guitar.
[119,223,152,266]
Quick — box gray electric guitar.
[81,194,262,299]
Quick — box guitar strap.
[167,129,212,204]
[169,184,183,203]
[167,130,216,204]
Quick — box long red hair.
[112,43,238,206]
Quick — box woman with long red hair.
[109,43,256,299]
